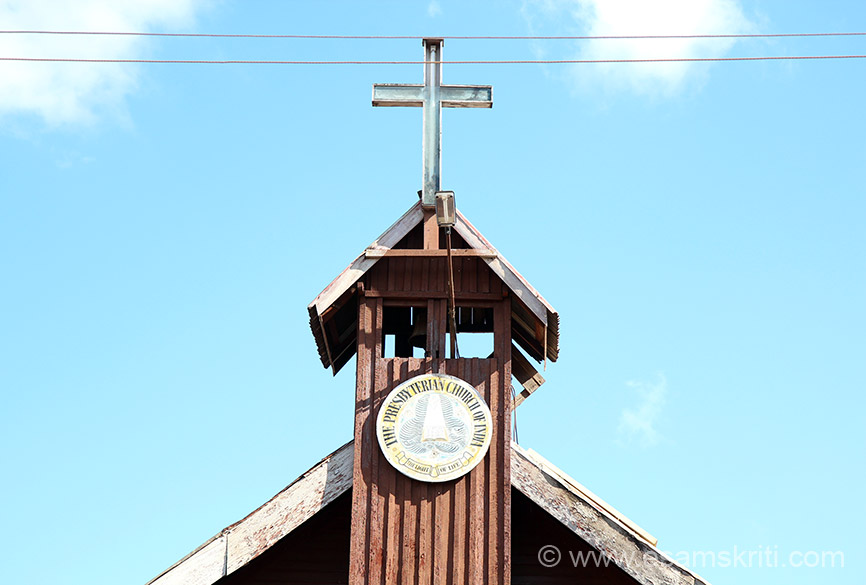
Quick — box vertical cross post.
[373,38,493,207]
[423,39,443,207]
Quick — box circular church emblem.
[376,373,493,482]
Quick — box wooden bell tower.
[146,35,715,585]
[351,208,512,585]
[308,200,558,584]
[306,38,559,585]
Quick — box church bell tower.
[307,39,559,585]
[146,35,719,585]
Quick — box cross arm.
[372,84,493,108]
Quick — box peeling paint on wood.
[148,536,226,585]
[147,439,712,585]
[308,202,560,375]
[349,290,512,584]
[146,442,354,585]
[511,444,707,585]
[226,443,354,573]
[511,342,545,409]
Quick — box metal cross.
[373,38,493,207]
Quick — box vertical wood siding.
[350,256,511,585]
[366,257,502,298]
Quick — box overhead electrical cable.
[3,30,863,65]
[0,30,865,40]
[1,55,864,65]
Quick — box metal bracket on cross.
[373,38,493,207]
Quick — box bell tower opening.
[447,305,495,359]
[382,305,426,358]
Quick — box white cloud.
[428,0,442,18]
[0,0,209,127]
[618,373,667,447]
[524,0,755,96]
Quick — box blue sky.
[1,1,864,584]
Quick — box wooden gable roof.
[308,201,560,375]
[146,442,710,585]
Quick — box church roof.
[146,441,710,585]
[308,201,560,374]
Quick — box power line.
[0,30,865,40]
[1,55,864,65]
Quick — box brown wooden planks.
[479,258,491,294]
[496,298,513,585]
[349,298,374,585]
[452,471,469,583]
[368,304,386,585]
[411,253,423,294]
[417,480,433,584]
[400,367,418,585]
[434,482,451,583]
[365,290,502,301]
[467,359,485,584]
[488,357,501,585]
[423,208,438,250]
[351,285,512,585]
[461,256,472,295]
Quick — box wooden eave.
[146,441,354,585]
[147,441,710,585]
[308,201,560,375]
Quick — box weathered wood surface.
[522,447,657,546]
[364,289,503,301]
[310,202,424,315]
[511,444,705,585]
[512,489,638,585]
[367,254,503,300]
[349,292,512,585]
[511,342,545,409]
[149,536,226,585]
[219,491,352,585]
[148,442,353,585]
[452,210,559,363]
[350,357,510,585]
[226,442,354,573]
[308,202,560,374]
[146,438,713,585]
[452,212,548,326]
[423,207,439,250]
[365,248,497,258]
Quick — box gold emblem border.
[376,373,493,483]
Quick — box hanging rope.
[445,227,459,359]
